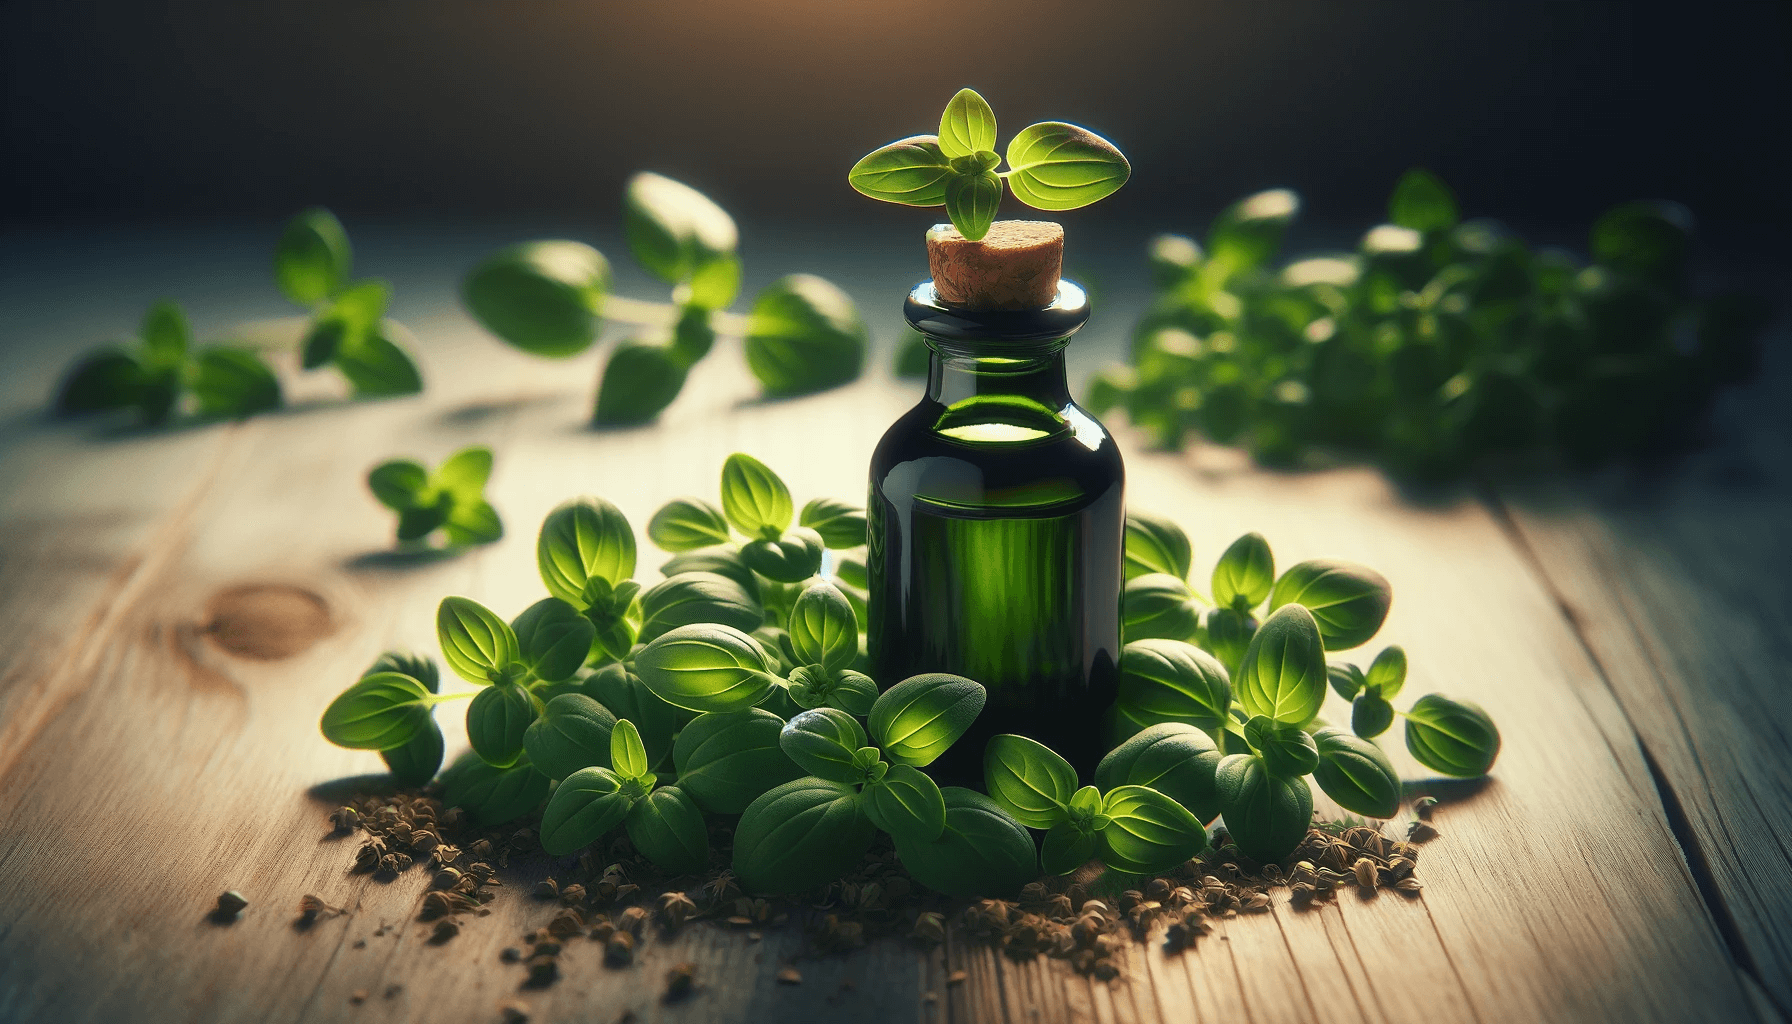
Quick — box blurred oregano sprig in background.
[54,208,423,426]
[366,446,503,549]
[462,172,868,426]
[1088,170,1771,477]
[849,88,1131,241]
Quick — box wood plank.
[1493,457,1792,1014]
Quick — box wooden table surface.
[0,224,1786,1024]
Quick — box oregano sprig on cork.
[849,88,1130,241]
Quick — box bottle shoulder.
[871,398,1124,514]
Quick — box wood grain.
[0,258,1778,1023]
[1492,452,1792,1015]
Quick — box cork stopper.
[926,220,1064,311]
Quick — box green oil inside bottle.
[868,281,1124,787]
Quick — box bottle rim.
[904,280,1090,346]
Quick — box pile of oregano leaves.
[462,173,867,426]
[1084,171,1772,477]
[321,452,1499,894]
[54,207,422,425]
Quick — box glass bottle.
[868,278,1125,787]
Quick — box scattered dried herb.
[212,890,248,923]
[665,962,697,1000]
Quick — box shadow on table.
[342,548,466,572]
[308,773,410,807]
[438,391,571,427]
[1402,775,1495,806]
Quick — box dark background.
[5,1,1790,247]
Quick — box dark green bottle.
[868,279,1125,787]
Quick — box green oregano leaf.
[1202,606,1257,677]
[780,708,869,784]
[868,673,986,768]
[1041,821,1098,875]
[943,172,1002,242]
[661,548,761,600]
[1095,722,1222,824]
[1097,785,1208,875]
[523,693,617,781]
[637,571,762,644]
[437,596,521,685]
[1003,122,1130,212]
[892,788,1036,899]
[798,498,867,550]
[1389,168,1459,234]
[1404,693,1501,777]
[593,342,688,426]
[512,598,597,683]
[275,207,352,305]
[623,172,739,286]
[1206,188,1300,274]
[380,715,444,787]
[334,329,423,397]
[1214,753,1314,864]
[462,240,609,357]
[1352,692,1395,738]
[828,669,878,717]
[1268,559,1393,651]
[367,460,428,512]
[610,718,650,780]
[1116,638,1232,734]
[1212,532,1274,611]
[938,87,998,160]
[982,733,1077,829]
[1123,512,1192,581]
[648,498,732,551]
[538,497,637,606]
[633,622,775,713]
[683,258,740,313]
[1365,645,1407,699]
[190,348,282,418]
[1234,603,1327,725]
[862,763,946,843]
[720,452,793,540]
[1328,662,1366,701]
[1311,726,1401,819]
[625,786,709,875]
[1122,573,1202,643]
[319,672,434,750]
[789,579,858,673]
[847,136,952,207]
[742,275,867,398]
[740,528,825,583]
[586,661,679,768]
[672,709,803,814]
[1148,233,1204,288]
[467,682,539,768]
[440,751,550,829]
[1241,714,1320,778]
[732,778,875,896]
[363,650,439,692]
[54,348,145,416]
[539,765,632,856]
[581,577,643,663]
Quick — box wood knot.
[202,584,333,660]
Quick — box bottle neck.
[926,340,1072,408]
[904,279,1090,411]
